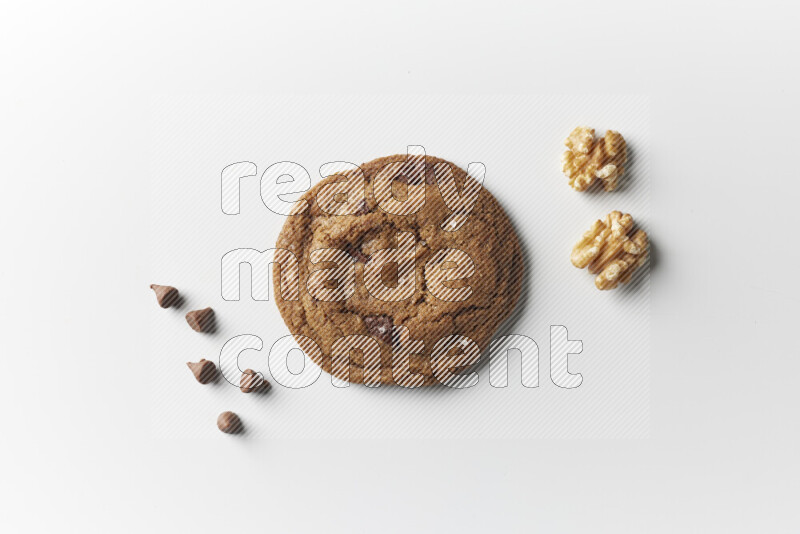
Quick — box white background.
[1,1,799,532]
[150,94,650,440]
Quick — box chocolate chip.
[240,368,269,393]
[425,164,437,185]
[217,411,243,434]
[395,174,409,184]
[346,244,369,263]
[364,314,393,345]
[186,307,214,332]
[187,359,217,384]
[150,284,179,308]
[353,199,369,216]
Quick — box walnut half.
[571,211,648,290]
[562,127,627,192]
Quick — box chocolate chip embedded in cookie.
[273,154,524,386]
[363,315,393,345]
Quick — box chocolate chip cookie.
[273,154,523,386]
